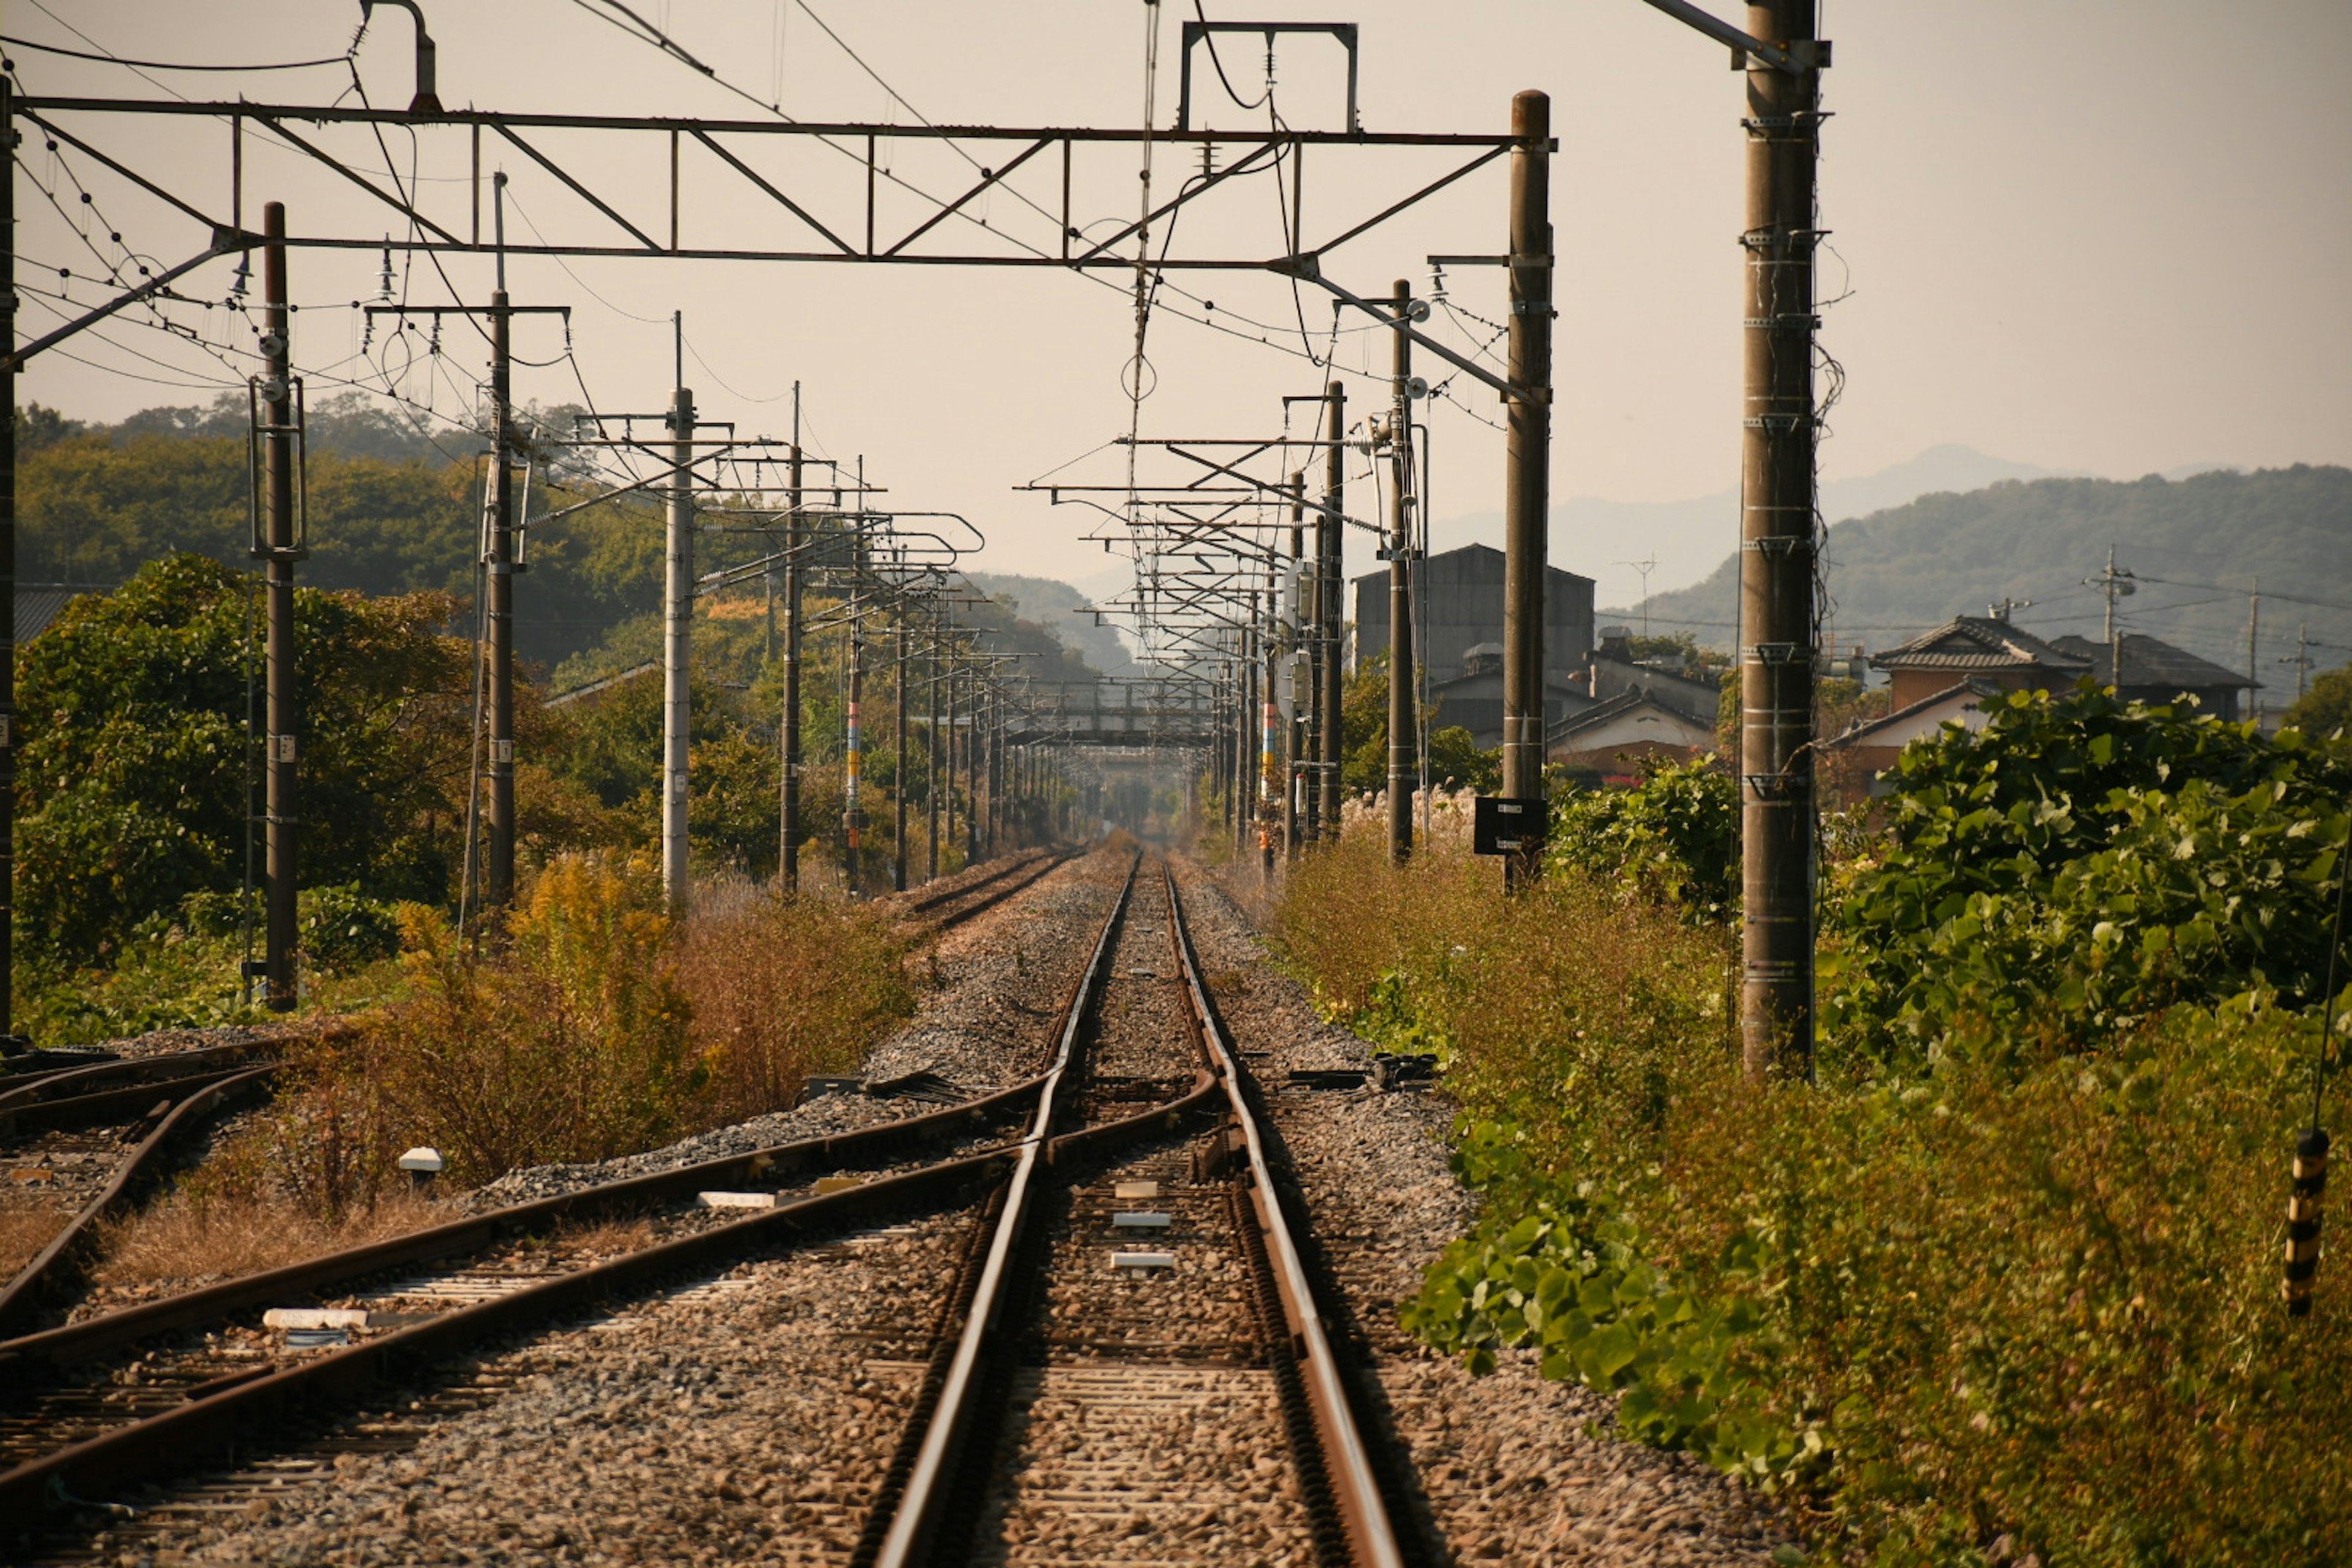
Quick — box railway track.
[891,843,1076,932]
[853,858,1414,1567]
[1,1046,296,1342]
[4,847,1422,1565]
[0,846,1071,1349]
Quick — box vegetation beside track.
[177,852,916,1210]
[1274,692,2352,1565]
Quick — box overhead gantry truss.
[10,95,1520,281]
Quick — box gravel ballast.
[1178,858,1792,1566]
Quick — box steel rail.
[0,1041,278,1120]
[870,853,1140,1568]
[0,1151,1012,1523]
[0,1068,1050,1376]
[1165,862,1408,1568]
[894,845,1065,919]
[0,1065,281,1339]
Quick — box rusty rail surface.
[0,1064,282,1339]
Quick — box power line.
[0,35,350,72]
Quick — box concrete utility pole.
[2,78,20,1039]
[2285,624,2314,704]
[1286,475,1308,855]
[484,238,516,913]
[1263,575,1280,878]
[1735,8,1823,1076]
[258,203,300,1009]
[2087,545,2136,695]
[894,605,910,892]
[780,428,803,892]
[2245,578,2260,726]
[1501,90,1552,888]
[1319,382,1346,841]
[662,348,696,913]
[1387,279,1416,864]
[927,617,944,881]
[845,584,865,894]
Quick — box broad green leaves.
[1825,685,2351,1065]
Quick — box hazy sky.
[12,0,2349,588]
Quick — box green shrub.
[1548,753,1740,919]
[1825,685,2351,1066]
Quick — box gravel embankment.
[1179,858,1792,1566]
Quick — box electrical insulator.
[2287,1127,2329,1316]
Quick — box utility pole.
[1732,10,1825,1077]
[780,419,803,892]
[927,615,944,881]
[485,178,516,913]
[845,584,865,895]
[258,203,301,1009]
[1,77,18,1040]
[1502,90,1552,889]
[662,326,696,913]
[1319,383,1346,842]
[2245,577,2260,726]
[1263,575,1280,879]
[894,602,910,892]
[1387,278,1416,864]
[1287,475,1306,855]
[2087,545,2136,693]
[2283,624,2314,706]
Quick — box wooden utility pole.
[1387,278,1416,864]
[258,203,300,1009]
[1319,382,1346,841]
[1502,91,1552,888]
[1736,5,1822,1076]
[662,364,696,913]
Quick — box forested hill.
[966,573,1137,677]
[13,398,1112,682]
[1622,465,2352,674]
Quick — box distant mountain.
[967,572,1137,677]
[1436,445,2069,609]
[1618,465,2352,685]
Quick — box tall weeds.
[202,852,916,1216]
[1278,816,2352,1564]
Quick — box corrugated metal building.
[1353,541,1594,691]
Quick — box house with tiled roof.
[1869,614,2094,709]
[1819,676,2007,805]
[1823,609,2264,805]
[2044,633,2256,720]
[1545,683,1717,779]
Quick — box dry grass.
[0,1207,69,1276]
[676,878,915,1122]
[92,1186,444,1286]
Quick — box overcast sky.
[12,0,2348,589]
